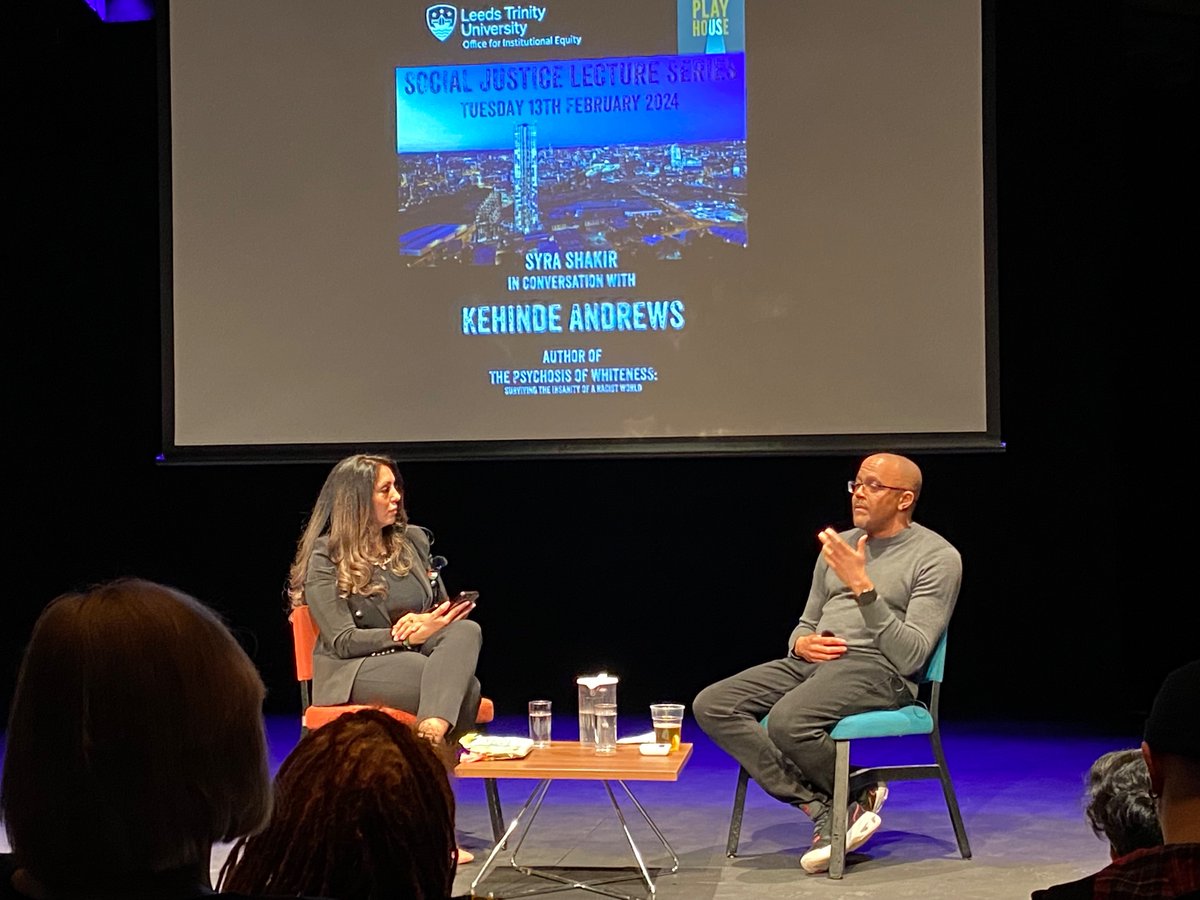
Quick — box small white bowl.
[637,742,673,756]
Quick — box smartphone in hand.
[443,590,479,613]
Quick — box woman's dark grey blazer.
[304,525,444,705]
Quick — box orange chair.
[289,605,503,839]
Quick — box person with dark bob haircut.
[219,709,464,900]
[0,578,311,900]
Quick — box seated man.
[695,452,961,873]
[1033,660,1200,899]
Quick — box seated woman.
[219,709,463,900]
[0,579,305,900]
[288,454,482,748]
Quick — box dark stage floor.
[240,714,1136,899]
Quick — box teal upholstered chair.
[724,630,971,878]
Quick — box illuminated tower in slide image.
[513,123,540,234]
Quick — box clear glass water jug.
[576,673,618,750]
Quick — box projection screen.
[161,0,998,461]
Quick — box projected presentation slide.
[165,1,990,455]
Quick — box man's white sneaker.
[799,802,882,874]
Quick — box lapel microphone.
[429,555,449,600]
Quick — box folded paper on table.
[617,731,657,744]
[458,733,535,761]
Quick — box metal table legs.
[470,779,680,900]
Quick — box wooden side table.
[455,741,693,899]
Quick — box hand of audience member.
[817,527,873,595]
[793,631,848,662]
[391,600,474,645]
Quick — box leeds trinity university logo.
[426,4,457,42]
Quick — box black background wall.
[6,0,1196,734]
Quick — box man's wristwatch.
[856,588,878,605]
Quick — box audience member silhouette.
[1033,660,1200,899]
[1082,749,1162,860]
[219,709,463,900]
[0,579,315,900]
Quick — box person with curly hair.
[220,709,462,900]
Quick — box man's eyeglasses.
[847,480,910,495]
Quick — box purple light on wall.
[82,0,154,23]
